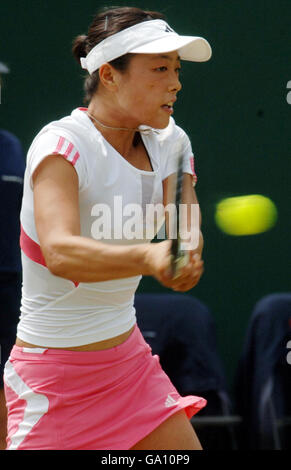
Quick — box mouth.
[161,101,175,115]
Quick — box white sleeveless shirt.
[17,108,196,347]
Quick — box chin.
[149,116,171,130]
[155,122,170,130]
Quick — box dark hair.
[72,6,165,104]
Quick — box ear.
[98,63,118,91]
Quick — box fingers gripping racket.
[170,152,189,278]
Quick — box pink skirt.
[4,325,206,450]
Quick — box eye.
[155,66,168,72]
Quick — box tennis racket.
[170,151,189,278]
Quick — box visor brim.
[130,35,212,62]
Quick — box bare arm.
[33,155,167,283]
[33,155,203,291]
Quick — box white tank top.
[17,108,196,347]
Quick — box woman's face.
[113,51,182,129]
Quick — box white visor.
[81,19,212,75]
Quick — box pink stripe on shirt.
[55,136,65,154]
[190,156,195,175]
[64,142,74,159]
[20,225,46,267]
[71,151,80,166]
[20,225,79,287]
[52,137,79,166]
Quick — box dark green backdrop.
[1,0,290,390]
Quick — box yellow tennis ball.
[215,194,278,236]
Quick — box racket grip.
[172,250,189,279]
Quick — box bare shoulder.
[32,153,78,187]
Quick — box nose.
[168,73,182,93]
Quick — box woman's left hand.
[169,251,204,292]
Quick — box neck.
[87,97,141,157]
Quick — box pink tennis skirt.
[4,325,206,450]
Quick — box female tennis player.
[4,7,211,450]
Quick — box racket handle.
[172,250,189,279]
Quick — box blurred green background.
[1,0,290,392]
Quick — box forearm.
[194,230,204,256]
[44,235,152,282]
